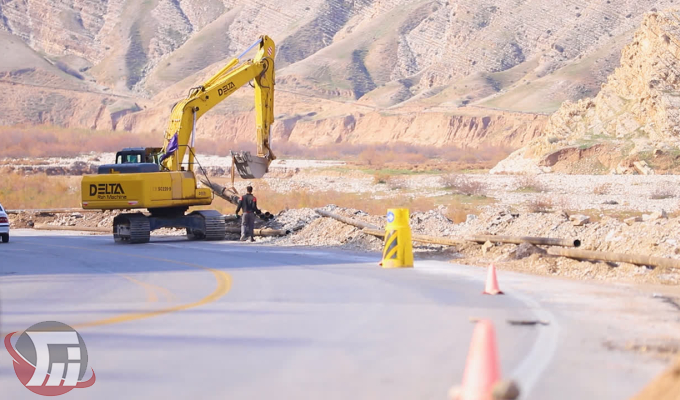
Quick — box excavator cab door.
[231,151,269,179]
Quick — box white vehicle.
[0,203,9,243]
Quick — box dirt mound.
[263,206,680,284]
[259,206,384,251]
[631,355,680,400]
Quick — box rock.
[616,163,634,175]
[514,243,547,259]
[570,214,591,226]
[556,210,569,219]
[602,200,619,205]
[492,380,521,400]
[633,160,655,175]
[482,241,494,255]
[466,214,478,224]
[643,210,668,221]
[624,216,642,225]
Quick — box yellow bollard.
[381,208,414,268]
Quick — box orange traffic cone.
[483,264,503,295]
[460,320,501,400]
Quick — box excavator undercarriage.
[112,209,226,244]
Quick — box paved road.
[1,231,678,399]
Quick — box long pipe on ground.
[362,228,465,247]
[315,209,379,230]
[317,209,577,248]
[547,247,680,270]
[225,227,290,237]
[33,223,109,233]
[466,235,581,248]
[7,208,98,215]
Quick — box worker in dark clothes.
[235,186,259,242]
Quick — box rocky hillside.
[493,10,680,174]
[0,0,677,149]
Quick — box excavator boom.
[160,35,276,178]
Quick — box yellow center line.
[120,275,159,303]
[2,243,232,334]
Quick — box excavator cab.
[231,151,270,179]
[97,148,164,175]
[114,148,162,165]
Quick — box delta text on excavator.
[80,35,276,244]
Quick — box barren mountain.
[493,10,680,174]
[0,0,676,149]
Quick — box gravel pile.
[259,206,383,250]
[410,208,456,236]
[262,208,321,231]
[260,205,680,284]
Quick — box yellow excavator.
[81,35,276,243]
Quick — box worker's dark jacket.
[236,194,259,214]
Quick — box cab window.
[117,154,141,164]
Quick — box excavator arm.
[160,35,276,178]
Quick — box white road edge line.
[414,260,560,400]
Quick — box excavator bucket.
[231,151,269,179]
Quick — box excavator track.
[113,213,151,244]
[187,210,226,241]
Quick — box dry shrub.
[593,183,612,195]
[444,196,491,223]
[446,208,470,224]
[0,125,259,159]
[209,182,448,218]
[527,195,554,213]
[373,172,390,185]
[0,126,159,158]
[0,126,513,173]
[650,187,676,200]
[0,173,80,209]
[441,174,486,196]
[671,203,680,218]
[278,141,512,168]
[514,174,545,193]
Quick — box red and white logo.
[4,321,96,396]
[267,47,273,56]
